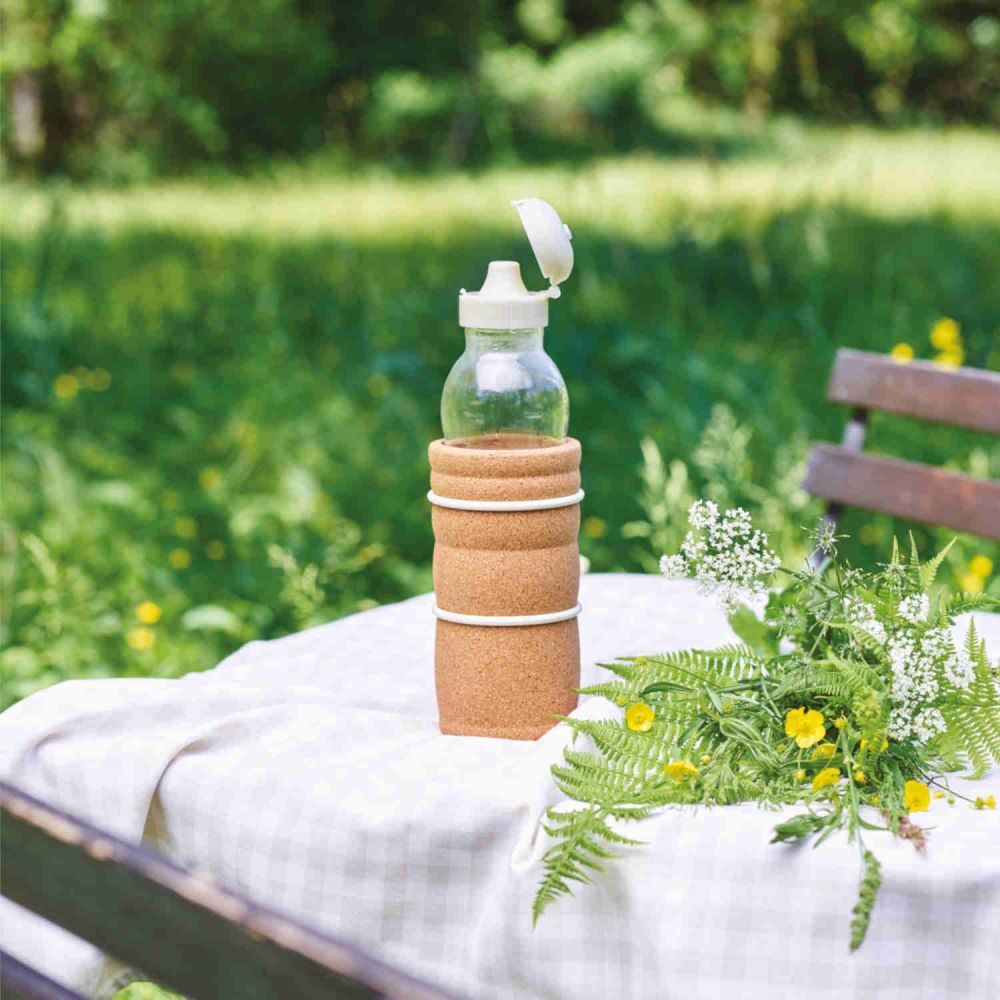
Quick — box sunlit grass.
[5,128,999,244]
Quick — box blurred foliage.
[4,0,1000,177]
[3,130,999,710]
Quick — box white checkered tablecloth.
[1,574,998,1000]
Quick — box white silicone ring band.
[432,603,582,627]
[427,489,584,512]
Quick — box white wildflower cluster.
[844,597,887,644]
[659,500,780,614]
[886,625,970,742]
[898,594,929,625]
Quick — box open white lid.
[459,198,573,330]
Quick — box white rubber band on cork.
[426,489,584,512]
[432,603,582,627]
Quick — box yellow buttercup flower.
[54,373,80,400]
[974,795,996,810]
[174,517,197,539]
[812,767,841,792]
[795,769,806,783]
[169,548,191,569]
[811,742,837,760]
[933,348,964,369]
[664,759,699,781]
[127,627,156,651]
[135,601,162,625]
[970,556,993,578]
[903,780,930,813]
[870,795,879,806]
[85,368,112,391]
[833,715,847,730]
[960,572,984,594]
[785,707,826,749]
[625,701,654,732]
[853,769,867,784]
[890,342,914,363]
[929,317,960,350]
[199,467,223,491]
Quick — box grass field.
[3,125,1000,719]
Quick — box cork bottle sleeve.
[429,437,581,739]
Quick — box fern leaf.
[919,537,956,591]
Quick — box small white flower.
[898,594,929,624]
[659,554,688,579]
[662,501,780,614]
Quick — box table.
[2,574,998,999]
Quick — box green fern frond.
[533,807,627,924]
[944,593,1000,617]
[919,537,956,591]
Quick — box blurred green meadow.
[3,125,1000,710]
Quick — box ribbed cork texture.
[430,436,582,739]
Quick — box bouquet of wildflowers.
[534,501,1000,948]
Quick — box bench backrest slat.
[804,349,1000,540]
[0,782,464,1000]
[828,349,1000,434]
[804,444,1000,540]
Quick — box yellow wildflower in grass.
[881,738,889,752]
[582,516,607,539]
[903,780,931,813]
[174,517,197,539]
[785,707,826,749]
[625,701,654,732]
[811,742,837,760]
[169,548,191,570]
[127,627,156,651]
[795,769,806,783]
[834,715,847,730]
[664,759,699,781]
[870,795,879,806]
[199,467,223,491]
[929,318,960,350]
[933,790,946,800]
[890,342,914,363]
[54,374,80,400]
[206,540,226,560]
[853,769,867,784]
[700,754,711,765]
[970,556,993,578]
[135,601,162,625]
[85,368,112,391]
[960,572,984,594]
[812,767,841,791]
[974,795,996,810]
[933,347,964,369]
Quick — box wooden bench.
[0,782,462,1000]
[804,349,1000,548]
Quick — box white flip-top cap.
[459,198,573,330]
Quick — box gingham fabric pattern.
[1,574,998,1000]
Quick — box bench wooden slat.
[827,349,1000,434]
[0,782,464,1000]
[0,951,88,1000]
[803,444,1000,540]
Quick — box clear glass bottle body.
[441,328,568,449]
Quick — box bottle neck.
[464,328,544,353]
